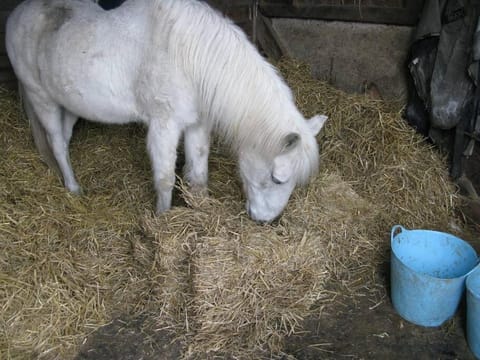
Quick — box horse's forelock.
[296,136,320,185]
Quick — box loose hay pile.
[0,60,461,359]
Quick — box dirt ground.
[75,265,479,360]
[284,271,479,360]
[75,292,478,360]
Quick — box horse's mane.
[151,0,319,183]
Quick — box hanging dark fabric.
[405,0,480,179]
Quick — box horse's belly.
[52,76,139,124]
[44,46,141,123]
[37,8,145,123]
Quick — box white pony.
[6,0,327,222]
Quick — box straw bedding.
[0,59,461,359]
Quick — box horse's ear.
[283,132,300,152]
[308,114,328,136]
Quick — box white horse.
[6,0,327,222]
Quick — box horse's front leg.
[183,123,210,195]
[147,118,182,214]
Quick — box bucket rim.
[391,225,474,245]
[390,225,479,281]
[467,265,480,299]
[467,285,480,300]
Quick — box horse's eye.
[271,174,284,185]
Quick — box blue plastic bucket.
[467,266,480,359]
[390,225,479,327]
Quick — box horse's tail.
[19,82,61,175]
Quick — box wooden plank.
[262,0,405,6]
[223,6,250,24]
[0,0,21,11]
[0,80,18,90]
[0,32,7,55]
[0,55,11,69]
[0,10,12,28]
[206,0,253,7]
[255,13,285,60]
[204,1,253,36]
[0,70,16,82]
[205,2,251,22]
[259,0,424,26]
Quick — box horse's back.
[6,0,149,123]
[6,0,103,89]
[7,0,98,55]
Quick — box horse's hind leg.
[62,110,78,146]
[183,124,210,194]
[20,83,61,175]
[23,88,81,194]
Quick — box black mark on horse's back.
[98,0,126,10]
[43,3,73,32]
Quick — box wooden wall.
[259,0,424,26]
[0,0,21,89]
[0,0,423,88]
[206,0,253,36]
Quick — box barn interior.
[1,1,480,359]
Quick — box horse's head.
[239,114,327,222]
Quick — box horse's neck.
[156,0,301,152]
[137,0,302,157]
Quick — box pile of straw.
[0,59,460,359]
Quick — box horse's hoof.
[66,182,83,195]
[155,199,171,215]
[189,185,209,197]
[70,187,83,196]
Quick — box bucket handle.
[391,225,407,242]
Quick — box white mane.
[150,0,319,184]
